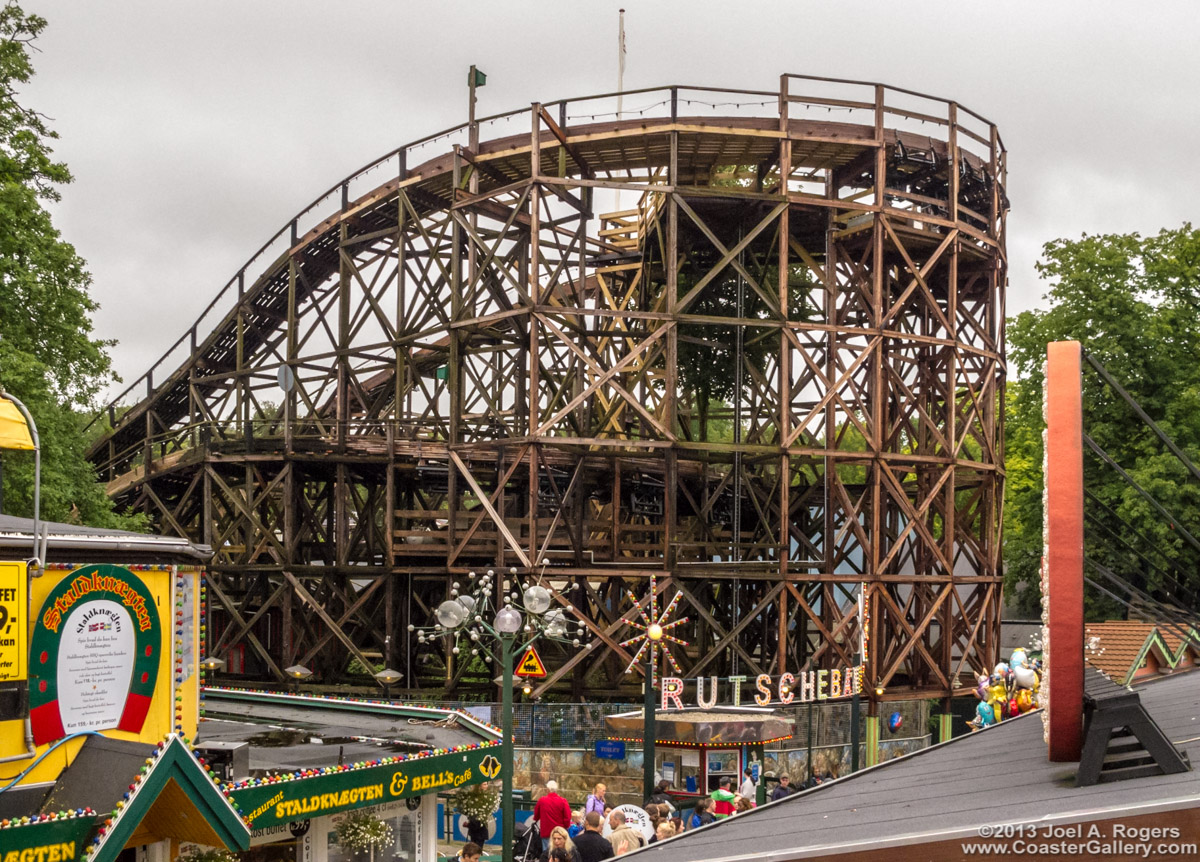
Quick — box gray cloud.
[22,0,1200,394]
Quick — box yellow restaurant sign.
[0,816,92,862]
[1,842,76,862]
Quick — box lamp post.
[409,568,585,862]
[850,653,861,773]
[199,656,226,673]
[284,664,312,694]
[643,622,663,800]
[806,699,814,784]
[494,606,521,862]
[373,667,403,699]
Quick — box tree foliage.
[1004,225,1200,619]
[0,3,138,528]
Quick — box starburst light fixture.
[620,574,689,684]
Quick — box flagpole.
[468,64,480,151]
[616,9,626,213]
[617,9,625,118]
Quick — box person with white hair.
[533,779,572,851]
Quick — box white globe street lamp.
[410,572,587,862]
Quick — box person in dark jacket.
[572,812,613,862]
[648,779,675,812]
[688,797,715,829]
[466,815,490,847]
[770,774,793,801]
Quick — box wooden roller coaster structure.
[86,74,1008,711]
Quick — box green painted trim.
[0,816,94,862]
[1123,631,1174,685]
[230,743,502,830]
[1164,627,1200,666]
[938,713,953,743]
[864,716,880,767]
[204,689,501,741]
[89,736,249,862]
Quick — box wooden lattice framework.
[87,74,1008,708]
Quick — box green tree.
[0,3,138,528]
[1004,226,1200,619]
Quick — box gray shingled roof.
[41,735,157,815]
[0,514,211,560]
[632,672,1200,861]
[199,693,493,776]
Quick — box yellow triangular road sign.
[515,645,547,678]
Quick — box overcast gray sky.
[22,0,1200,397]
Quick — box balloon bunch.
[967,648,1041,731]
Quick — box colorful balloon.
[887,712,903,733]
[976,700,997,726]
[1016,688,1035,713]
[1013,666,1039,691]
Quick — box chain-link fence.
[768,698,931,781]
[420,698,930,748]
[418,698,931,806]
[775,698,931,747]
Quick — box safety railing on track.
[87,74,1004,440]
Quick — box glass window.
[327,806,420,862]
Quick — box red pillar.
[1045,341,1084,761]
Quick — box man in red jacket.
[533,780,572,851]
[710,776,736,818]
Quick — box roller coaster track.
[85,74,1009,701]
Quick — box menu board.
[57,599,136,732]
[28,565,162,745]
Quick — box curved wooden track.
[87,75,1008,706]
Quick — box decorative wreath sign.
[29,565,162,745]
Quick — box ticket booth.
[604,706,796,803]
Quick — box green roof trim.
[87,735,249,862]
[1123,630,1175,686]
[1161,626,1200,666]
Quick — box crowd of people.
[513,768,817,862]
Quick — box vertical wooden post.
[448,149,463,558]
[528,106,542,565]
[664,126,679,570]
[1045,340,1085,762]
[777,74,792,674]
[285,256,297,452]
